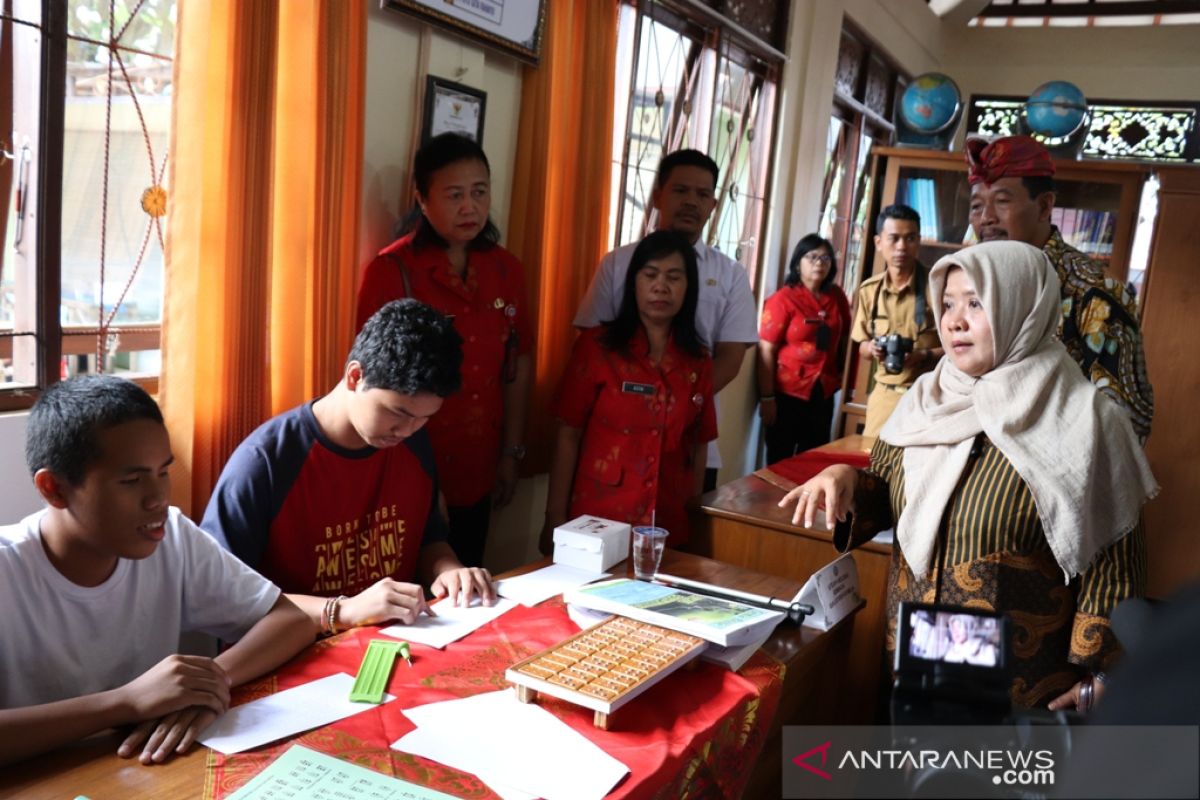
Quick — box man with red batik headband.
[966,135,1153,441]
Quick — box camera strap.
[869,263,928,339]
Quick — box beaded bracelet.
[321,596,335,635]
[326,595,347,635]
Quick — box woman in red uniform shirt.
[541,231,717,551]
[356,134,532,568]
[756,234,850,464]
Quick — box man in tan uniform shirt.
[850,205,941,437]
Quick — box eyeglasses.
[804,253,832,265]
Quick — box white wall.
[0,413,43,521]
[767,0,944,292]
[943,24,1200,105]
[359,4,523,269]
[844,0,944,79]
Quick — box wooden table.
[687,435,892,725]
[1,550,856,800]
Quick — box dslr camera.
[874,333,915,375]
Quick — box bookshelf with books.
[836,146,1149,438]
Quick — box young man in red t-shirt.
[203,299,495,634]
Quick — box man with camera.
[850,204,942,438]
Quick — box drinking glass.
[631,526,668,580]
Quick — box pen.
[399,641,413,668]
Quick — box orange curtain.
[162,0,366,516]
[508,1,619,472]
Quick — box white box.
[552,515,631,573]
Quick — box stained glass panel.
[969,96,1198,163]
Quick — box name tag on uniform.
[621,381,656,396]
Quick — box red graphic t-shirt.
[201,403,446,596]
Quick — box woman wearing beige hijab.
[781,241,1157,711]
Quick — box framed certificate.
[422,76,487,144]
[383,0,548,65]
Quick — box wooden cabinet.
[837,146,1149,438]
[1139,167,1200,598]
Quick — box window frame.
[608,0,784,287]
[818,22,908,295]
[1,0,164,411]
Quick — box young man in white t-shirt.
[574,149,758,491]
[0,376,317,767]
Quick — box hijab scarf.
[880,241,1157,581]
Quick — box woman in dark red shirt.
[356,134,532,568]
[756,234,850,464]
[541,231,717,552]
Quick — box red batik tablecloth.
[204,597,784,799]
[764,447,871,488]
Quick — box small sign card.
[794,553,864,631]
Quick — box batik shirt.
[553,327,717,546]
[1044,227,1154,441]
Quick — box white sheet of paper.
[379,596,517,649]
[393,690,629,800]
[199,673,394,755]
[395,727,535,800]
[495,563,610,607]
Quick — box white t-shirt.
[0,507,281,709]
[573,238,759,469]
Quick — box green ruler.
[349,640,402,704]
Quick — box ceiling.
[929,0,1200,26]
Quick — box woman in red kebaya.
[541,231,717,552]
[756,234,851,464]
[356,133,531,568]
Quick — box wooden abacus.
[505,615,707,729]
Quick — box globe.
[1024,80,1088,139]
[899,73,962,135]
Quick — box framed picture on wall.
[383,0,548,65]
[422,76,487,144]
